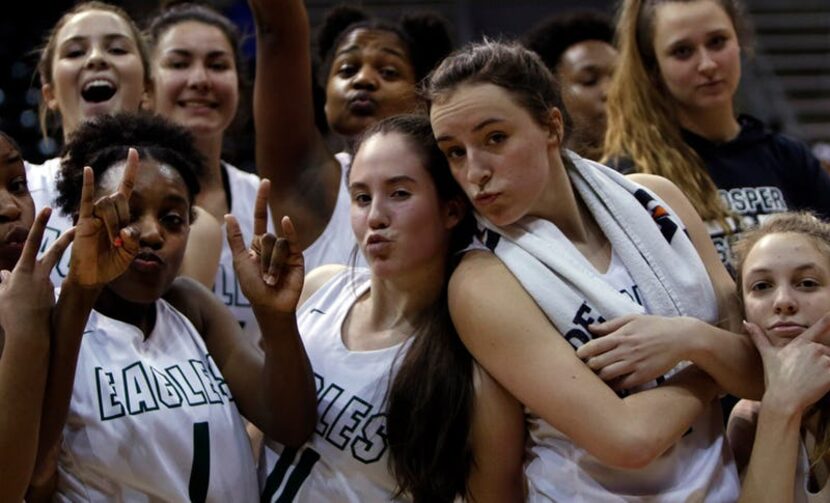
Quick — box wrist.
[681,317,707,363]
[762,388,805,419]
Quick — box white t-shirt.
[259,268,409,502]
[56,297,258,501]
[525,250,740,502]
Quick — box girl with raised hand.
[0,131,73,501]
[426,40,761,501]
[31,113,315,500]
[604,0,830,275]
[728,212,830,503]
[259,114,524,503]
[248,0,451,270]
[146,3,264,330]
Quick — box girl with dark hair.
[248,0,452,270]
[523,10,618,161]
[259,114,524,503]
[604,0,830,275]
[728,212,830,502]
[426,40,760,500]
[146,2,267,331]
[31,113,316,499]
[0,132,73,501]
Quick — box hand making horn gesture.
[226,179,305,314]
[67,148,140,288]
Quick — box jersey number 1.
[190,422,210,503]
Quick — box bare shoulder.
[449,250,507,298]
[298,264,347,306]
[627,173,686,204]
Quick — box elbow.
[592,433,667,470]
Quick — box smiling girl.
[146,3,268,330]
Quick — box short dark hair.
[316,5,453,87]
[522,10,615,73]
[56,112,204,217]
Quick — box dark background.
[4,0,828,168]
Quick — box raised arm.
[167,180,316,446]
[30,153,141,494]
[450,251,720,470]
[577,174,763,399]
[249,0,342,249]
[0,209,71,501]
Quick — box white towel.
[475,151,718,349]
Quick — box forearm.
[0,329,50,501]
[32,282,101,482]
[603,366,719,469]
[256,308,317,446]
[738,395,802,503]
[688,318,764,399]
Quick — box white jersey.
[795,436,830,503]
[259,268,409,502]
[526,251,740,502]
[56,297,258,502]
[27,157,75,286]
[215,162,273,337]
[303,152,366,270]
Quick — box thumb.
[744,320,771,353]
[801,312,830,344]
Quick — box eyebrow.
[335,44,406,59]
[436,118,505,143]
[166,48,230,58]
[349,175,417,190]
[60,33,132,47]
[747,263,824,275]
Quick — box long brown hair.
[734,211,830,467]
[603,0,748,226]
[351,114,476,502]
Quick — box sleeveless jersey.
[27,157,75,286]
[525,250,740,502]
[303,152,366,270]
[55,298,258,502]
[259,268,409,502]
[795,436,830,503]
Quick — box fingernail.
[113,237,123,248]
[264,274,276,286]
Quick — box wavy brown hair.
[734,211,830,468]
[603,0,749,227]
